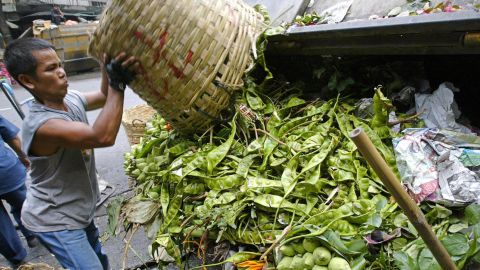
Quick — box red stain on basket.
[168,63,184,79]
[134,30,143,40]
[134,30,154,47]
[159,30,168,50]
[137,63,167,100]
[169,50,193,78]
[152,30,169,64]
[184,50,193,65]
[133,27,194,85]
[152,51,161,66]
[134,28,164,66]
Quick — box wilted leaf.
[123,198,160,224]
[105,197,124,238]
[150,234,179,264]
[145,215,163,239]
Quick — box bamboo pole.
[349,128,457,270]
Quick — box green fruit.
[277,256,293,270]
[291,255,306,269]
[303,238,321,253]
[292,241,306,254]
[280,245,296,257]
[303,252,315,268]
[313,247,331,266]
[313,266,328,270]
[328,257,351,270]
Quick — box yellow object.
[236,260,265,270]
[32,19,52,35]
[34,21,99,72]
[464,32,480,47]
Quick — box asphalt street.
[0,71,154,269]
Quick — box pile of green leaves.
[113,78,480,269]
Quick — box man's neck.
[40,99,67,111]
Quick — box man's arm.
[83,58,110,111]
[6,135,30,169]
[32,87,124,155]
[28,53,138,156]
[0,116,30,168]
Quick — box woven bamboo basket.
[122,104,157,145]
[89,0,266,133]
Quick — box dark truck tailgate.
[267,10,480,55]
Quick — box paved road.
[0,71,154,269]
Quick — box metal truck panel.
[267,11,480,55]
[34,23,99,72]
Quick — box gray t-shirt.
[21,90,99,232]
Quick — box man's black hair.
[4,38,55,83]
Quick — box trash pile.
[394,128,480,206]
[106,51,480,269]
[104,8,480,268]
[118,84,397,269]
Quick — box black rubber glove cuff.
[105,59,136,92]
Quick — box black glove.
[104,59,136,92]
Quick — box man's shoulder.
[23,103,69,130]
[66,89,87,110]
[66,89,82,99]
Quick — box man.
[4,38,138,270]
[51,6,65,25]
[0,115,37,269]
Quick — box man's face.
[25,49,68,102]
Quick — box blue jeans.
[0,184,32,264]
[35,221,109,270]
[0,184,35,240]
